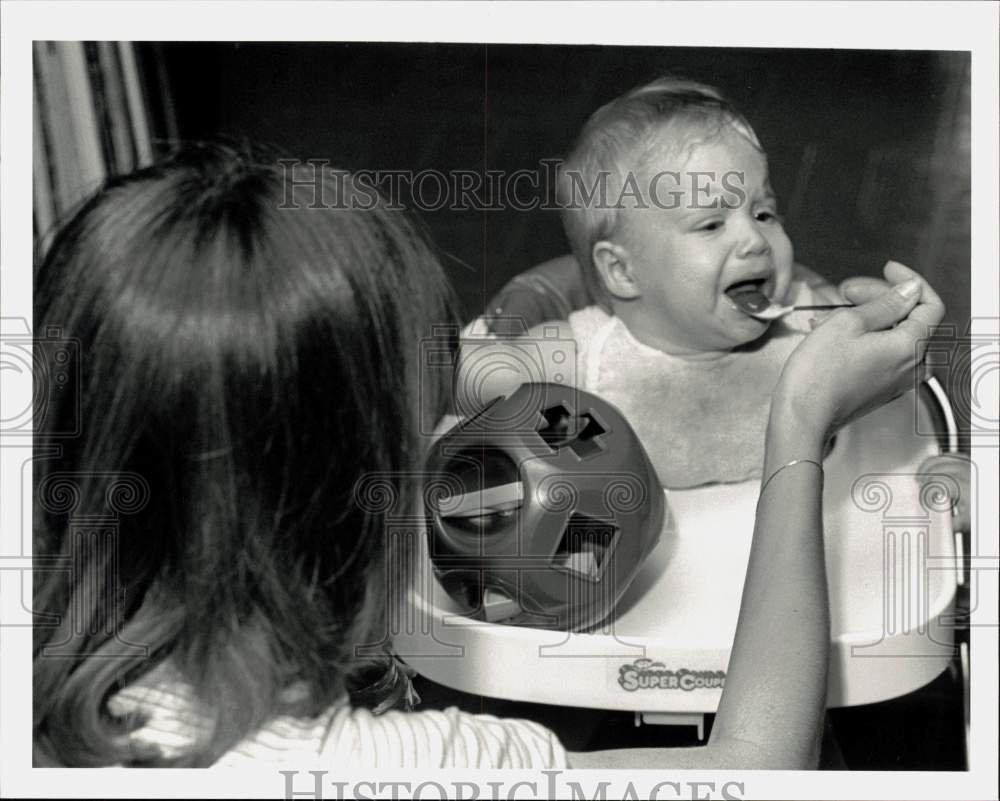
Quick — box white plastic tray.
[394,388,958,713]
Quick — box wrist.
[767,393,828,467]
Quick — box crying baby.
[459,77,850,489]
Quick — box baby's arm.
[454,319,577,417]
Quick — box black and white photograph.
[1,2,997,799]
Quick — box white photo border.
[2,2,997,799]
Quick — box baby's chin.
[719,310,773,350]
[679,322,770,357]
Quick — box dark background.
[148,43,970,330]
[141,42,970,769]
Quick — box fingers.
[845,262,945,350]
[847,277,923,332]
[840,277,893,305]
[880,261,945,331]
[839,261,930,307]
[838,259,916,304]
[882,260,920,284]
[891,278,946,347]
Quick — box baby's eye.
[696,220,723,232]
[755,209,783,223]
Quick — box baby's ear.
[593,240,641,300]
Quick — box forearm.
[709,401,829,768]
[573,265,940,771]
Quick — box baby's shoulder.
[562,305,612,343]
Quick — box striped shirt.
[107,664,568,769]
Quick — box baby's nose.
[736,220,771,257]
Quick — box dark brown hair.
[32,142,457,766]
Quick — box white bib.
[568,282,815,489]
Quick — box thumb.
[839,276,893,306]
[850,277,922,331]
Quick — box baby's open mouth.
[724,278,772,314]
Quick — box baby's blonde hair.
[558,77,760,309]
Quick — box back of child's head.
[32,141,458,766]
[558,76,759,309]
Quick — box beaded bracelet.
[758,458,824,498]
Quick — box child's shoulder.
[562,304,613,343]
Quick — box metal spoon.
[747,301,856,321]
[726,286,854,320]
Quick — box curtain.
[33,41,168,254]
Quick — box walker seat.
[393,383,959,715]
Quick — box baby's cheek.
[771,232,795,300]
